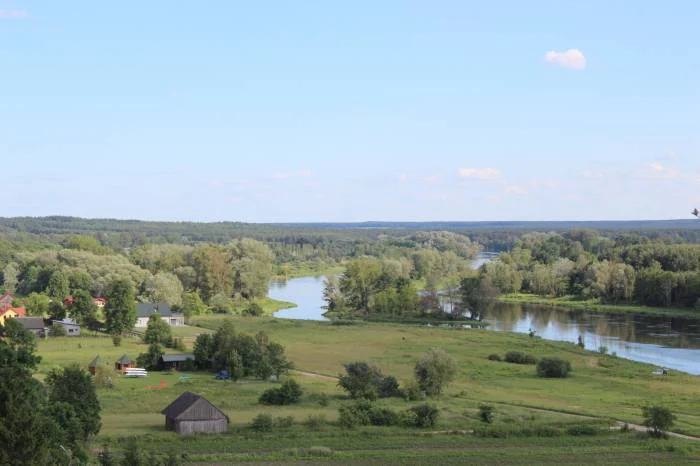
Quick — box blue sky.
[1,1,698,222]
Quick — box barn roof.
[161,392,228,421]
[116,354,132,364]
[162,353,194,363]
[16,317,46,330]
[88,355,102,367]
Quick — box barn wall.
[174,419,228,435]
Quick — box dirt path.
[290,370,700,441]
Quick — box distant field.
[35,318,700,463]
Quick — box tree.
[414,348,457,396]
[338,361,385,400]
[340,258,383,311]
[181,291,208,317]
[193,333,214,370]
[25,292,51,316]
[136,343,164,371]
[228,238,274,299]
[69,289,98,326]
[46,365,101,440]
[142,272,184,306]
[46,268,70,299]
[143,313,173,347]
[68,269,94,294]
[2,262,18,293]
[642,406,676,438]
[104,278,136,338]
[209,293,234,314]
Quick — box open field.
[35,318,700,463]
[499,293,700,318]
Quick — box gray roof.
[116,354,132,364]
[16,317,46,330]
[161,392,228,421]
[136,303,182,318]
[88,355,103,367]
[52,319,80,327]
[162,353,194,363]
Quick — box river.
[269,256,700,375]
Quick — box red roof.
[0,307,25,318]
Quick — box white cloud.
[544,48,587,70]
[649,162,680,179]
[457,167,501,180]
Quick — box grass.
[230,297,298,316]
[35,318,700,463]
[499,293,700,318]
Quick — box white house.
[135,303,185,328]
[52,318,81,336]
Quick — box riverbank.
[498,293,700,318]
[272,264,346,280]
[232,297,297,316]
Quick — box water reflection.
[269,276,329,321]
[479,301,700,374]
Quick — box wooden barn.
[161,392,229,435]
[115,354,134,372]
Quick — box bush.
[406,404,440,428]
[171,337,186,352]
[49,323,67,337]
[368,407,400,426]
[402,381,427,401]
[338,400,372,428]
[377,376,401,398]
[316,393,330,407]
[487,354,501,361]
[479,404,494,424]
[536,357,571,378]
[414,348,457,396]
[642,406,675,438]
[251,413,274,432]
[243,303,264,316]
[504,351,537,365]
[566,424,600,436]
[111,336,122,347]
[275,416,295,428]
[597,346,608,355]
[259,379,303,405]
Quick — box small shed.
[16,317,47,338]
[115,354,134,372]
[161,353,195,371]
[88,355,103,376]
[161,392,229,435]
[52,319,81,336]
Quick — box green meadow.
[35,317,700,463]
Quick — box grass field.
[499,293,700,317]
[35,318,700,463]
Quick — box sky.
[1,1,699,222]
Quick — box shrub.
[406,404,440,428]
[402,381,426,401]
[504,351,537,365]
[259,379,303,405]
[487,354,501,361]
[479,404,494,424]
[642,406,675,438]
[338,400,372,428]
[414,348,458,396]
[111,336,122,347]
[316,393,330,407]
[368,407,400,426]
[49,323,67,337]
[251,413,274,432]
[566,424,600,436]
[171,337,186,352]
[243,303,264,316]
[304,414,327,430]
[536,357,571,378]
[378,376,401,398]
[275,416,295,428]
[597,346,608,355]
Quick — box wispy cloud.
[457,167,501,180]
[544,48,587,70]
[634,162,681,180]
[581,170,606,180]
[506,185,528,196]
[0,8,28,19]
[649,162,680,179]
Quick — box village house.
[0,306,25,326]
[0,291,14,308]
[16,317,47,337]
[161,392,229,435]
[51,318,81,336]
[135,303,185,328]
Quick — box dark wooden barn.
[160,353,194,370]
[161,392,229,435]
[88,355,102,376]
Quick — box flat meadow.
[35,317,700,464]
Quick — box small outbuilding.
[88,355,103,376]
[16,317,47,338]
[161,353,195,371]
[115,354,134,372]
[52,319,81,336]
[161,392,229,435]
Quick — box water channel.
[270,255,700,375]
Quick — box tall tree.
[46,366,101,440]
[142,272,184,306]
[69,289,98,326]
[104,278,136,337]
[414,348,458,396]
[46,268,70,299]
[2,262,18,294]
[143,313,172,346]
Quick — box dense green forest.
[465,229,700,310]
[1,217,700,324]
